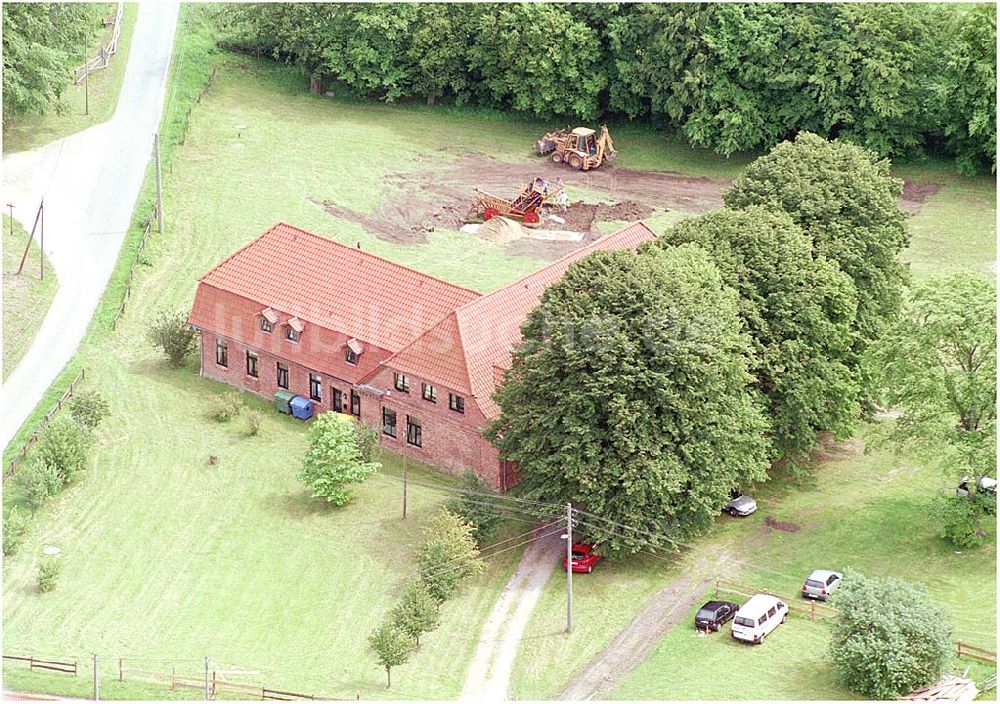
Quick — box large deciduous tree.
[654,208,860,465]
[829,570,953,699]
[724,132,909,352]
[487,246,771,552]
[299,413,380,506]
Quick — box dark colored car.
[564,543,602,573]
[694,600,740,632]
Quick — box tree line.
[219,3,996,174]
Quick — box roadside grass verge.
[2,3,139,154]
[3,215,57,380]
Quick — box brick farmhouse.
[188,221,656,489]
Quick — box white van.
[731,594,788,644]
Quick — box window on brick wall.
[333,388,343,412]
[277,362,289,389]
[260,318,272,333]
[422,383,436,402]
[216,339,228,367]
[246,351,259,378]
[449,393,465,414]
[383,407,397,438]
[309,374,322,401]
[394,373,410,393]
[351,390,361,416]
[286,327,300,343]
[345,348,358,365]
[406,415,422,447]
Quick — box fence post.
[171,666,176,691]
[93,653,99,701]
[810,600,815,621]
[118,657,123,682]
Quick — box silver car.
[802,569,842,601]
[726,493,757,517]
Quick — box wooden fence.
[179,68,218,147]
[714,577,840,621]
[111,213,155,331]
[4,368,86,481]
[73,2,125,84]
[956,641,997,665]
[3,655,77,676]
[118,661,330,701]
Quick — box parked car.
[726,491,757,517]
[564,543,601,573]
[731,594,787,644]
[956,476,997,497]
[802,569,842,601]
[694,600,740,632]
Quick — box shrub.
[35,417,93,484]
[3,507,28,556]
[245,408,263,436]
[417,510,484,602]
[446,471,504,544]
[37,558,61,592]
[147,310,196,367]
[938,494,991,549]
[352,422,380,463]
[211,392,243,423]
[15,460,62,515]
[299,413,380,506]
[829,570,952,699]
[69,390,110,430]
[391,582,441,646]
[368,619,413,688]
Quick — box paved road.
[460,522,564,701]
[2,3,179,451]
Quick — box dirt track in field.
[310,151,941,261]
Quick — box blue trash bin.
[289,395,314,420]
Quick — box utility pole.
[565,502,573,634]
[84,26,90,116]
[16,200,42,275]
[402,454,408,520]
[39,199,44,280]
[6,203,13,238]
[92,653,99,701]
[203,657,210,700]
[154,133,164,233]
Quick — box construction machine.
[535,125,617,171]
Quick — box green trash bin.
[275,390,296,415]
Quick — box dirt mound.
[595,200,654,222]
[477,216,525,244]
[900,182,942,214]
[764,516,801,533]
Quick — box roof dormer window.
[345,338,364,365]
[259,307,278,333]
[285,317,304,343]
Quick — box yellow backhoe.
[535,125,617,171]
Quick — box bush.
[829,570,952,699]
[938,494,992,549]
[211,392,243,423]
[245,408,263,436]
[299,413,380,506]
[352,422,380,463]
[417,510,484,602]
[37,558,61,592]
[391,582,441,646]
[15,460,63,515]
[446,471,504,544]
[3,507,29,556]
[69,390,110,430]
[368,619,413,688]
[35,417,93,485]
[147,310,196,367]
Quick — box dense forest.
[220,3,997,174]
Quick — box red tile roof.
[385,222,657,417]
[189,222,481,360]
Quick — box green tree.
[446,471,504,544]
[724,132,909,351]
[391,582,440,646]
[37,557,62,592]
[487,245,771,552]
[368,619,413,688]
[15,460,61,515]
[3,507,29,556]
[35,417,93,484]
[829,570,953,699]
[68,390,109,430]
[405,4,477,106]
[416,510,484,602]
[299,412,380,506]
[654,208,860,465]
[147,311,197,367]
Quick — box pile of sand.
[477,216,526,244]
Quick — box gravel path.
[460,523,564,701]
[1,3,179,451]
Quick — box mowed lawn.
[3,215,57,380]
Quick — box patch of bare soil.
[764,516,801,533]
[811,431,864,462]
[899,182,942,214]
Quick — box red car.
[564,543,602,573]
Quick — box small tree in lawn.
[69,390,109,430]
[15,460,62,515]
[417,509,484,602]
[829,570,952,699]
[368,619,413,688]
[3,507,29,556]
[35,417,93,485]
[147,311,196,367]
[299,413,380,506]
[446,471,504,544]
[391,581,441,646]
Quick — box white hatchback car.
[731,594,787,644]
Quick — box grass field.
[3,215,57,380]
[2,4,138,155]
